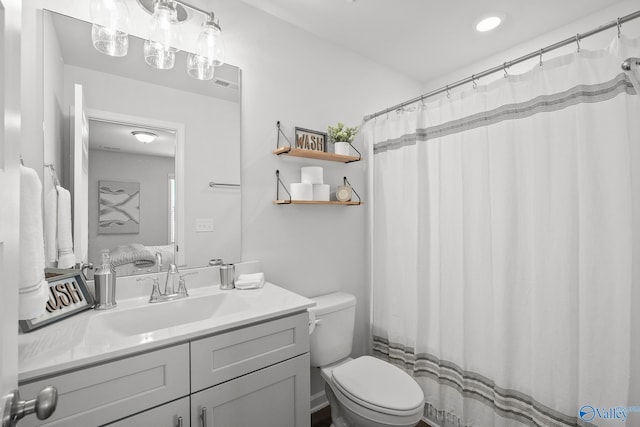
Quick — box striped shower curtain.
[363,36,640,427]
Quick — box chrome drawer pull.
[201,407,207,427]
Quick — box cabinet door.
[18,344,190,426]
[192,353,310,427]
[104,397,190,427]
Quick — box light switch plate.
[196,218,214,232]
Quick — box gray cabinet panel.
[190,312,309,392]
[192,353,310,427]
[19,344,189,427]
[104,397,190,427]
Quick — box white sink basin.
[91,293,250,336]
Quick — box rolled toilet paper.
[313,184,330,201]
[290,183,313,200]
[301,166,323,184]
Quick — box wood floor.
[311,405,431,427]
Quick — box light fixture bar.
[173,0,214,22]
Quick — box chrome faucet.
[138,264,194,303]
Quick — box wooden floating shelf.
[273,147,360,163]
[273,200,363,206]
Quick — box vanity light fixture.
[90,0,130,57]
[91,0,226,77]
[132,131,158,143]
[187,13,225,80]
[475,14,505,32]
[144,0,181,70]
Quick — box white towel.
[234,272,265,290]
[44,187,58,265]
[19,166,49,320]
[56,186,75,268]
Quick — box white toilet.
[309,292,425,427]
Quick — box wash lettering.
[295,128,325,152]
[46,279,85,312]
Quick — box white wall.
[88,150,173,264]
[212,1,422,398]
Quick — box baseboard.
[310,390,329,413]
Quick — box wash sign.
[295,127,326,152]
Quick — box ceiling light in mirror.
[475,14,504,33]
[90,0,130,56]
[132,130,158,143]
[144,0,181,69]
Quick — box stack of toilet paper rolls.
[290,167,330,201]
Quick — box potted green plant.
[327,122,358,156]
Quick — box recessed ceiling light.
[475,14,505,32]
[131,130,158,143]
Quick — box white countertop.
[19,266,315,383]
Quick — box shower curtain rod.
[363,9,640,122]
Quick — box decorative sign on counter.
[19,269,95,333]
[295,127,327,153]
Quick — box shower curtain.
[364,36,640,427]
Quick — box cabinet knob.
[201,407,207,427]
[2,386,58,427]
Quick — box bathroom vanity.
[17,271,314,426]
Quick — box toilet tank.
[308,292,356,367]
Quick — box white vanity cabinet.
[18,311,311,427]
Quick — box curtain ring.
[575,33,581,53]
[421,95,426,106]
[472,74,478,89]
[503,62,509,78]
[539,49,543,67]
[446,85,451,99]
[617,17,622,38]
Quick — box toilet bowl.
[309,292,425,427]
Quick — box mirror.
[42,10,241,277]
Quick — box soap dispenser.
[94,250,117,310]
[164,263,179,295]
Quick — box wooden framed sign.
[295,127,327,153]
[19,269,95,333]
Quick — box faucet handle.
[137,277,162,302]
[176,276,189,298]
[149,279,162,303]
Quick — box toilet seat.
[331,356,424,416]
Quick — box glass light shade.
[187,20,222,80]
[90,0,130,56]
[187,53,215,80]
[144,1,181,70]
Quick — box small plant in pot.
[327,122,358,156]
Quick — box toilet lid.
[331,356,424,413]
